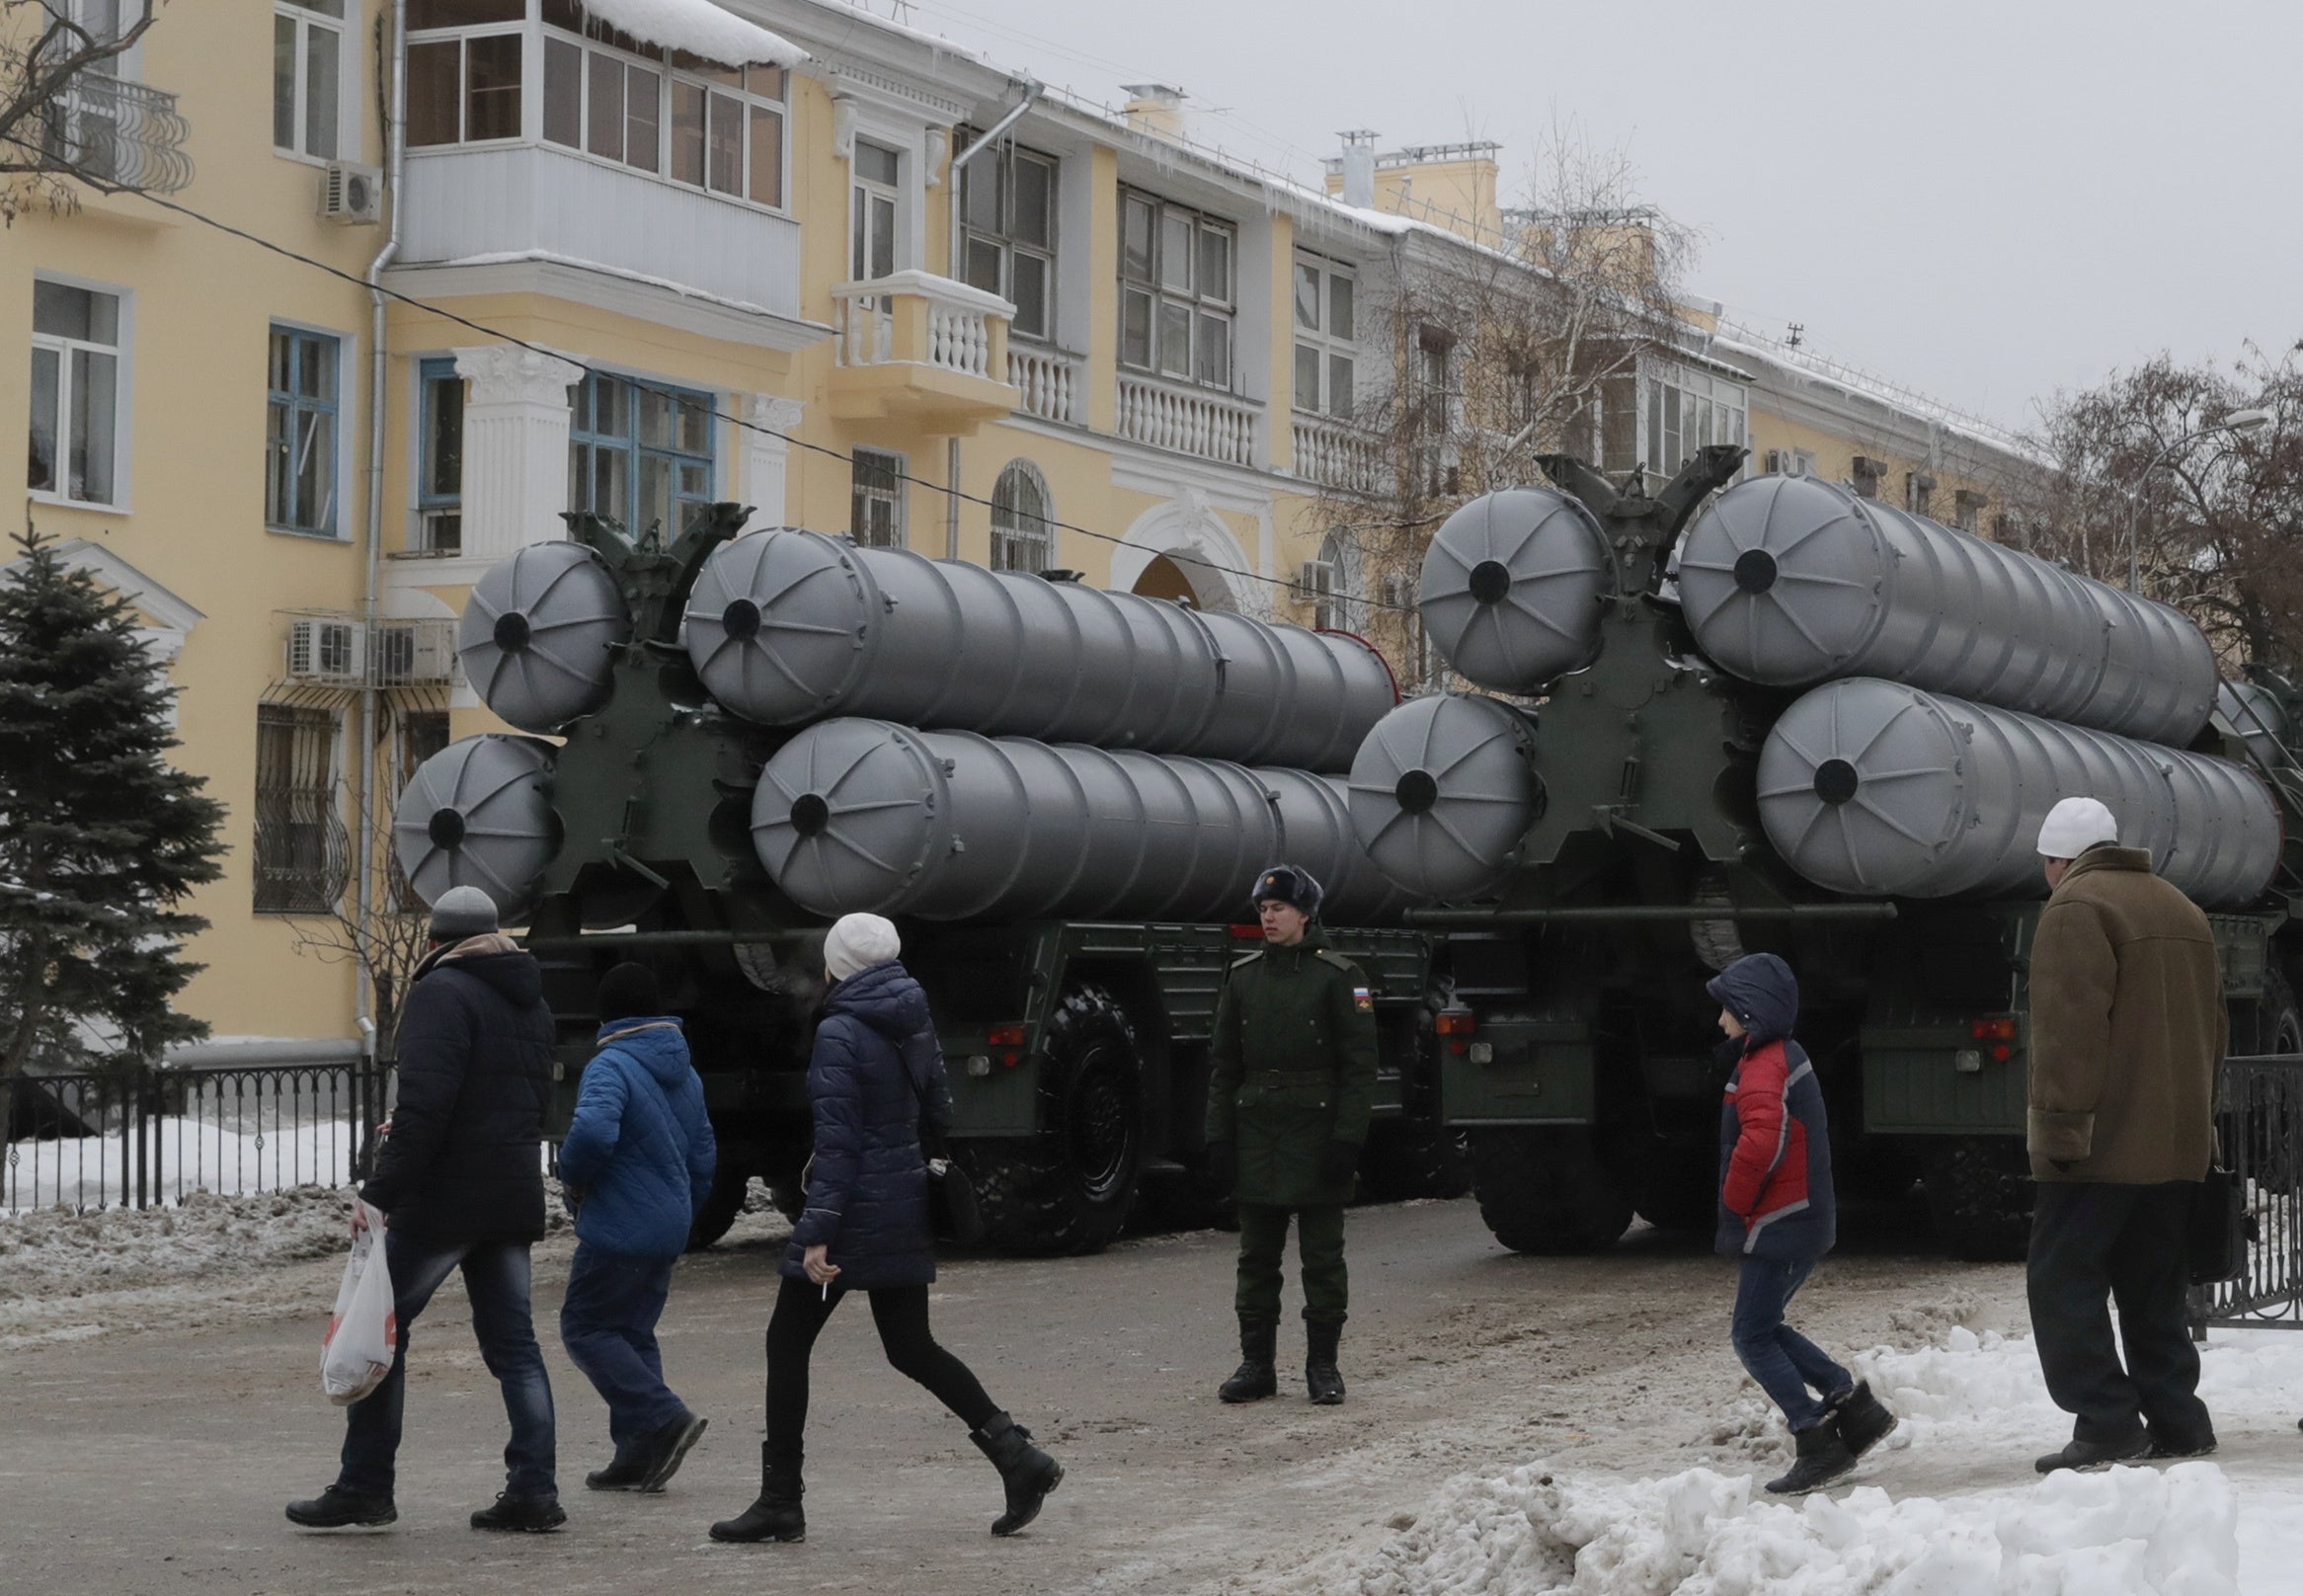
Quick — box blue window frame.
[567,370,715,540]
[416,356,462,553]
[267,324,341,536]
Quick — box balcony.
[1116,373,1260,468]
[1292,416,1386,495]
[41,73,194,194]
[1010,347,1083,427]
[398,144,806,334]
[827,272,1019,436]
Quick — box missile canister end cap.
[458,542,629,732]
[687,529,875,725]
[1679,476,1888,686]
[1417,489,1609,694]
[391,735,557,918]
[1757,678,1965,896]
[752,719,943,916]
[1346,694,1539,901]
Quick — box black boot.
[970,1412,1064,1537]
[470,1492,567,1532]
[1219,1317,1279,1403]
[1305,1318,1346,1405]
[1765,1417,1857,1495]
[709,1445,805,1543]
[585,1456,648,1491]
[284,1485,396,1528]
[2034,1431,2150,1474]
[637,1411,709,1492]
[1826,1382,1897,1457]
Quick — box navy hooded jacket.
[558,1016,717,1261]
[1710,953,1836,1263]
[785,960,955,1290]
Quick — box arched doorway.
[1111,498,1255,613]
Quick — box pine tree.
[0,528,226,1120]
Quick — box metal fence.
[2191,1052,2303,1331]
[2,1061,384,1213]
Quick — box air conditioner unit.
[286,617,364,683]
[371,620,456,686]
[1379,574,1416,609]
[319,161,384,225]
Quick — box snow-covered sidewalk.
[1306,1325,2303,1595]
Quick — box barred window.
[253,704,347,916]
[849,446,904,548]
[989,459,1052,573]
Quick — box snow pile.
[0,1184,358,1298]
[1339,1460,2236,1595]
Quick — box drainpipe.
[355,0,408,1061]
[943,80,1038,561]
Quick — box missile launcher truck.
[1343,447,2303,1259]
[392,508,1459,1253]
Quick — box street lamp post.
[2124,408,2273,597]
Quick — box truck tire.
[1359,1119,1473,1202]
[962,985,1145,1256]
[1629,1142,1718,1233]
[1921,1136,2032,1260]
[686,1159,753,1250]
[1469,1126,1634,1252]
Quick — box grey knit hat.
[429,884,500,940]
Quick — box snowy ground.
[1277,1323,2303,1595]
[2,1117,362,1211]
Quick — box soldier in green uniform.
[1204,864,1380,1405]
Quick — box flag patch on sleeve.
[1353,986,1374,1012]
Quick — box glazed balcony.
[827,272,1019,436]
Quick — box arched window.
[990,459,1053,572]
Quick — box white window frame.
[1119,187,1235,391]
[959,135,1058,344]
[405,13,525,149]
[28,273,131,513]
[1641,357,1748,481]
[850,138,903,282]
[850,446,906,549]
[274,0,350,163]
[989,459,1053,573]
[1291,251,1356,420]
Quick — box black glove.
[1206,1142,1236,1195]
[1319,1142,1360,1188]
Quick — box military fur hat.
[1250,863,1323,918]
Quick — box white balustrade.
[1009,349,1081,425]
[1292,417,1385,494]
[830,270,1014,380]
[1116,374,1260,468]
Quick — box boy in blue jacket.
[1710,952,1897,1495]
[558,963,717,1493]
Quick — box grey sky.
[871,0,2299,432]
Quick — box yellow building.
[6,0,2042,1061]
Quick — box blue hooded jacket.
[785,960,954,1290]
[1709,953,1836,1263]
[558,1016,717,1261]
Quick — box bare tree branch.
[0,0,164,222]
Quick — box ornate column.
[746,395,805,528]
[452,344,585,563]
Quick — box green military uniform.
[1205,924,1381,1325]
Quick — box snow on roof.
[580,0,805,68]
[1711,320,2041,463]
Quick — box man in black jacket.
[287,886,565,1533]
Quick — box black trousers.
[764,1274,999,1475]
[2026,1180,2212,1446]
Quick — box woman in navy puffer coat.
[710,915,1063,1547]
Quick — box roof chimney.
[1121,83,1186,140]
[1337,129,1378,208]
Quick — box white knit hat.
[824,913,901,981]
[2036,796,2119,859]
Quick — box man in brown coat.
[2025,796,2226,1474]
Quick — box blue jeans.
[1730,1256,1852,1433]
[560,1242,687,1460]
[337,1230,556,1500]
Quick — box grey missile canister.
[1416,489,1612,693]
[682,528,1394,771]
[749,719,1408,924]
[458,541,631,732]
[1345,693,1542,901]
[1756,677,2278,908]
[391,734,559,917]
[1678,474,2219,748]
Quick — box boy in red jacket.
[1711,952,1897,1494]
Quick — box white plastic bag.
[320,1202,396,1405]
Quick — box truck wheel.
[962,985,1145,1256]
[1629,1142,1718,1233]
[1469,1127,1634,1252]
[1921,1137,2032,1260]
[686,1159,753,1251]
[1358,1119,1473,1202]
